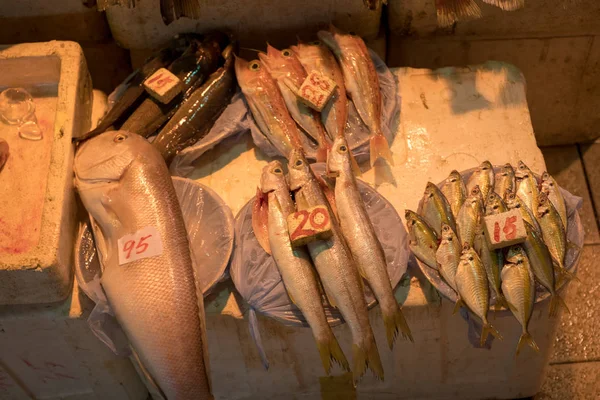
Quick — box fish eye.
[295,159,303,167]
[114,133,128,142]
[273,167,282,174]
[311,40,321,46]
[338,144,347,152]
[249,61,261,71]
[282,49,292,57]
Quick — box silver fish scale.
[456,254,489,319]
[501,263,534,328]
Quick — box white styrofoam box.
[105,0,381,51]
[0,284,148,400]
[387,0,600,38]
[194,64,553,399]
[0,41,93,305]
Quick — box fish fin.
[516,332,539,357]
[549,293,570,317]
[316,174,338,219]
[252,187,271,255]
[383,305,414,349]
[369,133,394,168]
[481,322,503,347]
[317,334,350,375]
[436,0,482,27]
[130,347,168,400]
[483,0,524,11]
[494,293,508,312]
[559,267,580,283]
[352,338,384,384]
[453,298,464,315]
[350,151,362,177]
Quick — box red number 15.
[493,216,517,242]
[123,235,152,259]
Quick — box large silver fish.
[440,170,466,218]
[455,244,502,346]
[406,210,439,270]
[466,161,494,206]
[257,161,349,374]
[473,225,506,310]
[456,186,484,248]
[515,160,540,213]
[328,137,412,348]
[318,26,393,167]
[504,189,542,234]
[435,224,461,292]
[540,171,568,230]
[494,163,515,197]
[288,149,383,383]
[502,246,539,356]
[74,131,212,399]
[421,182,456,237]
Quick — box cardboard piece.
[483,209,527,249]
[144,67,182,104]
[287,205,332,246]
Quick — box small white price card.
[118,226,163,265]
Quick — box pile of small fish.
[406,160,576,355]
[252,137,409,383]
[236,25,393,168]
[76,32,236,165]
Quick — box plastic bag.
[74,177,235,355]
[229,163,409,367]
[170,49,399,177]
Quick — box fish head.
[460,243,476,260]
[487,192,503,213]
[541,171,551,182]
[258,44,305,81]
[291,41,323,64]
[288,149,312,191]
[479,160,493,173]
[537,191,551,217]
[260,161,288,193]
[441,224,455,241]
[447,170,462,184]
[506,245,525,263]
[74,131,145,190]
[504,189,517,207]
[234,56,269,94]
[515,160,532,179]
[424,182,437,199]
[327,136,351,177]
[500,163,513,176]
[469,185,483,204]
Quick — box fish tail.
[317,334,350,375]
[436,0,482,28]
[369,132,394,168]
[482,0,524,11]
[560,267,580,283]
[352,337,384,384]
[516,331,540,356]
[480,322,503,347]
[350,151,362,177]
[453,298,464,315]
[494,293,509,312]
[549,293,570,317]
[383,305,413,349]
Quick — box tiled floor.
[536,145,600,399]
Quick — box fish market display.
[153,43,236,163]
[436,224,461,292]
[421,182,456,237]
[466,161,494,204]
[257,161,349,375]
[74,131,212,399]
[406,210,439,270]
[541,171,568,229]
[328,136,412,348]
[318,26,393,167]
[259,45,331,161]
[515,160,540,214]
[502,246,539,355]
[456,186,484,247]
[485,191,507,216]
[440,170,466,218]
[0,138,8,172]
[291,40,347,140]
[121,33,225,138]
[494,163,515,198]
[289,149,384,382]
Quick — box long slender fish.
[259,45,331,162]
[474,225,507,310]
[466,161,494,206]
[258,161,349,375]
[236,56,310,158]
[502,246,539,356]
[421,182,456,237]
[515,160,540,214]
[494,163,516,197]
[485,191,507,216]
[74,131,212,399]
[121,33,225,138]
[441,170,466,218]
[153,44,236,164]
[522,221,569,317]
[328,137,412,348]
[288,149,383,383]
[504,189,542,234]
[456,186,484,247]
[406,210,439,270]
[455,244,502,346]
[436,224,461,292]
[318,26,393,167]
[0,138,8,172]
[540,172,568,230]
[292,41,347,140]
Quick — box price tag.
[482,209,527,250]
[295,71,337,112]
[143,68,183,104]
[287,206,333,247]
[118,227,163,265]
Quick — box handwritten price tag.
[483,209,526,250]
[118,226,163,265]
[287,206,333,247]
[296,71,337,111]
[144,68,183,104]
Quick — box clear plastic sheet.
[230,163,408,367]
[414,166,584,348]
[170,49,399,177]
[74,177,234,355]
